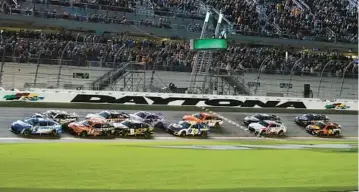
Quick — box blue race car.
[129,111,167,129]
[10,118,62,136]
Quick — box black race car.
[295,113,329,127]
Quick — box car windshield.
[24,118,37,125]
[136,112,147,119]
[98,111,110,119]
[253,114,263,119]
[259,121,269,127]
[81,120,90,126]
[179,121,191,128]
[193,113,203,119]
[314,122,326,129]
[304,114,314,120]
[121,121,132,127]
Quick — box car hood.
[129,114,144,121]
[86,114,104,119]
[244,116,258,121]
[13,120,32,127]
[248,123,265,130]
[169,123,184,130]
[112,123,128,128]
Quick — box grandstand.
[0,0,357,100]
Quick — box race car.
[112,119,154,138]
[182,112,223,128]
[305,122,342,137]
[68,118,115,137]
[85,111,130,123]
[32,110,79,125]
[10,117,62,136]
[129,111,166,128]
[247,120,287,136]
[325,103,350,110]
[295,114,329,127]
[243,114,280,125]
[167,121,210,137]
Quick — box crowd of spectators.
[149,0,358,43]
[1,0,357,43]
[0,30,357,78]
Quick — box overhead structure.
[186,6,233,94]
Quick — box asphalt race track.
[0,107,357,140]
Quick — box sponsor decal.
[70,94,307,108]
[3,93,45,101]
[325,103,350,110]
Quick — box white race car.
[243,114,280,125]
[247,120,287,136]
[32,110,79,125]
[167,121,209,137]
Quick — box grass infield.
[0,141,357,192]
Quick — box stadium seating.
[1,0,357,43]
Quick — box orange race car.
[68,118,115,137]
[182,112,223,128]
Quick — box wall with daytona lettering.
[0,89,357,110]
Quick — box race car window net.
[259,121,269,127]
[193,113,203,119]
[179,121,191,128]
[99,112,110,119]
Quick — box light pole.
[254,55,271,95]
[286,58,302,96]
[56,41,71,88]
[34,39,50,87]
[317,60,333,98]
[339,62,353,98]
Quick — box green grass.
[0,142,357,192]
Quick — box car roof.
[46,110,68,114]
[263,120,280,124]
[122,119,144,124]
[198,112,216,117]
[88,118,106,124]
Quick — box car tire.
[144,131,151,139]
[23,129,30,136]
[180,132,186,137]
[316,132,322,137]
[214,122,220,128]
[334,132,340,137]
[122,131,128,138]
[51,130,58,136]
[278,130,284,136]
[80,131,87,138]
[105,131,112,137]
[200,132,208,138]
[156,122,163,129]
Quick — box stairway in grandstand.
[90,62,132,90]
[135,0,155,16]
[221,71,251,95]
